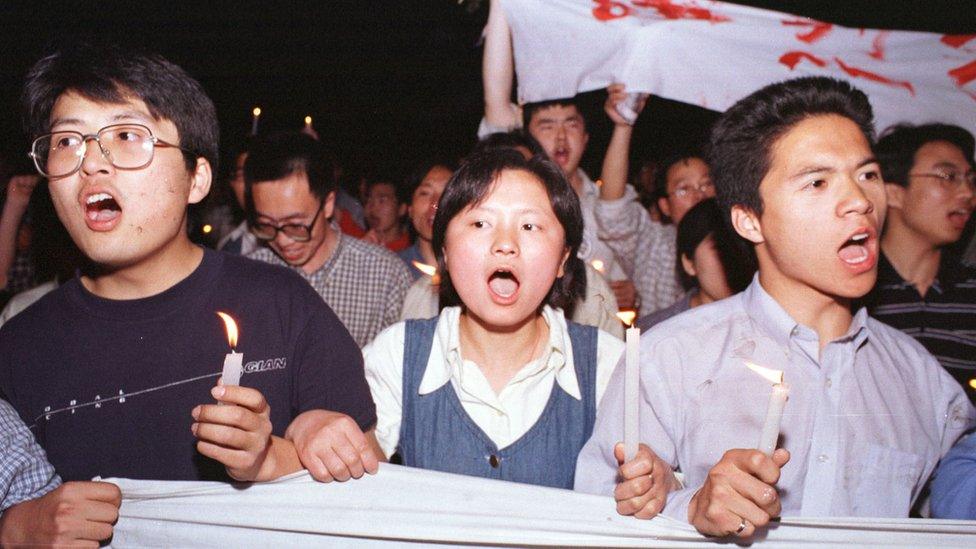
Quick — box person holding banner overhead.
[575,77,974,538]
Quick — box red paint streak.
[779,51,827,70]
[834,58,915,96]
[592,0,632,21]
[631,1,730,22]
[968,91,976,103]
[869,31,889,60]
[941,34,976,48]
[949,60,976,87]
[782,19,833,43]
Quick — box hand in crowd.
[610,280,637,309]
[286,409,381,482]
[191,383,278,481]
[3,175,40,213]
[604,83,647,127]
[0,481,121,548]
[688,448,790,538]
[613,442,678,519]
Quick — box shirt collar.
[577,169,598,198]
[417,305,582,400]
[743,274,871,352]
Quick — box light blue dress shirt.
[575,276,975,520]
[1,398,60,511]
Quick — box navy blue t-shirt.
[0,248,375,482]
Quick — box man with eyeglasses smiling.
[0,45,378,546]
[861,123,976,404]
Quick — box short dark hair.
[708,77,875,218]
[471,130,545,158]
[244,131,337,203]
[22,43,219,173]
[432,149,585,312]
[404,158,457,201]
[364,172,407,205]
[522,97,585,130]
[675,198,756,292]
[653,151,706,202]
[875,123,975,187]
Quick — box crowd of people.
[0,13,975,547]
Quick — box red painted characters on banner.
[782,19,833,43]
[779,51,916,96]
[592,1,730,23]
[941,34,976,49]
[778,51,827,70]
[949,60,976,88]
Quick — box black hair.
[708,77,875,218]
[404,158,458,203]
[675,198,756,292]
[432,149,586,312]
[522,97,585,131]
[22,42,219,174]
[653,151,707,203]
[471,130,545,158]
[243,131,337,218]
[875,123,975,187]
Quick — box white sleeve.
[362,323,408,459]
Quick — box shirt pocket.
[851,443,924,517]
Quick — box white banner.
[107,464,976,547]
[502,0,976,135]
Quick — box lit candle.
[590,259,605,274]
[411,260,440,286]
[616,310,637,326]
[250,107,261,136]
[217,312,243,386]
[746,362,790,457]
[304,115,313,129]
[623,322,640,460]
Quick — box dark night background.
[0,1,973,182]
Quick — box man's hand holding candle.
[687,448,790,538]
[612,442,679,519]
[285,409,384,482]
[191,383,302,482]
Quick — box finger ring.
[735,518,748,535]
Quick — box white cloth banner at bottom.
[108,464,976,547]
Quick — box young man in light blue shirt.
[574,77,975,538]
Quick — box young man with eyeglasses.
[861,123,976,402]
[0,45,378,545]
[245,131,412,349]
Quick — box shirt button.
[790,327,799,337]
[818,454,829,463]
[825,378,832,388]
[489,455,500,468]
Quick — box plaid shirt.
[594,184,683,316]
[0,398,60,511]
[250,232,412,347]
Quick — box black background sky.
[1,1,973,182]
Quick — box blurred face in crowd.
[681,234,733,305]
[229,152,247,209]
[44,91,210,269]
[886,140,975,247]
[250,171,335,273]
[527,105,589,178]
[442,169,569,331]
[408,165,452,242]
[364,181,406,233]
[732,114,886,302]
[659,157,714,224]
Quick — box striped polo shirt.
[863,252,976,403]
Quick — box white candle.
[624,324,640,460]
[251,107,261,135]
[216,312,243,387]
[758,381,790,456]
[222,351,243,386]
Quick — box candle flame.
[745,361,784,384]
[591,259,605,273]
[412,261,437,277]
[616,310,637,326]
[304,115,312,125]
[252,107,261,117]
[216,312,239,349]
[202,224,213,234]
[969,379,976,390]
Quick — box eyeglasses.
[671,180,715,199]
[251,199,325,242]
[29,124,191,178]
[909,170,976,191]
